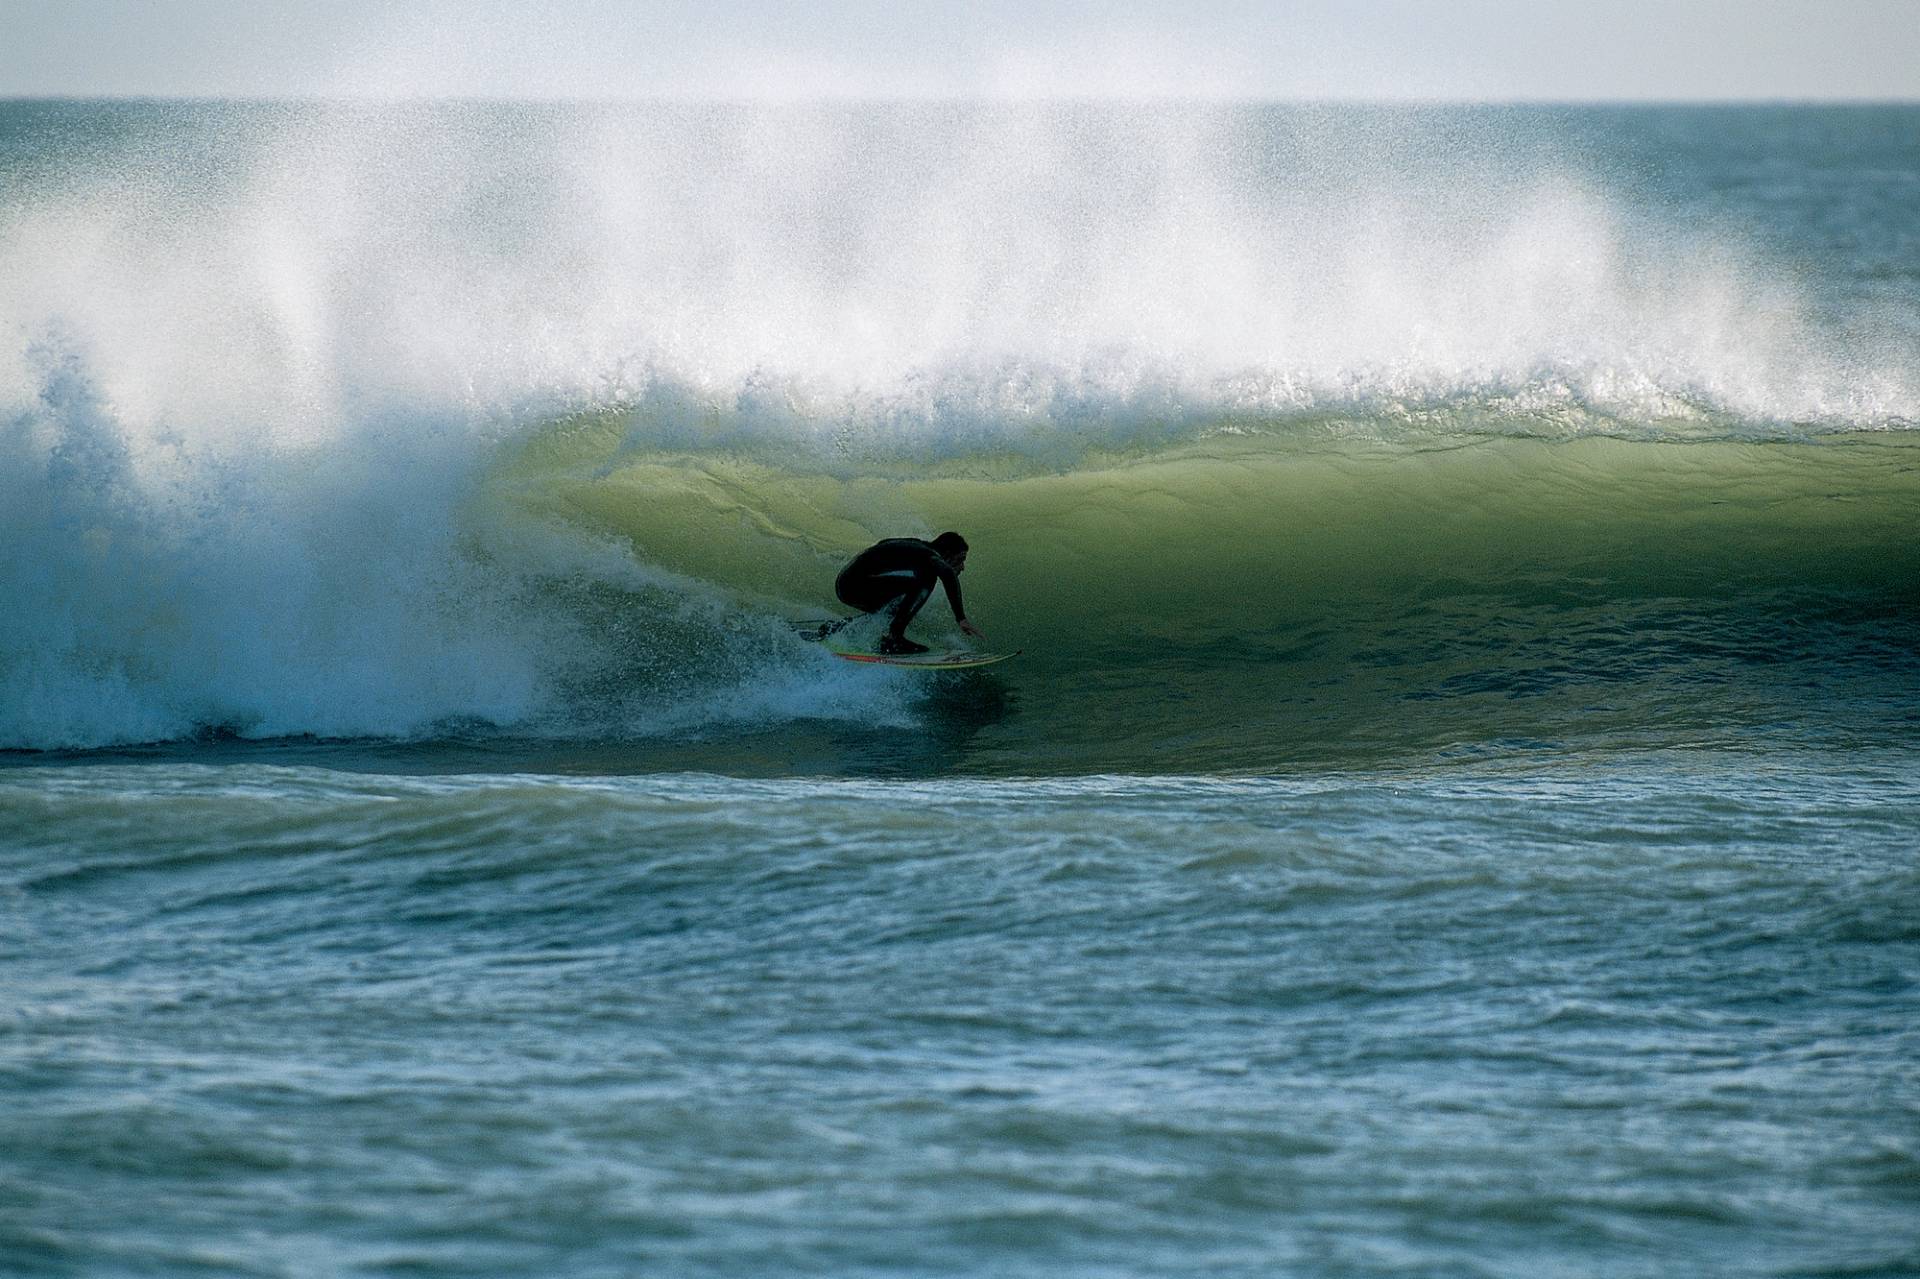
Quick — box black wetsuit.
[834,538,966,640]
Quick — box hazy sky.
[6,0,1918,101]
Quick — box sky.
[5,0,1918,101]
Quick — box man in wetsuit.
[834,531,985,655]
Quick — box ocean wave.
[3,102,1917,756]
[6,358,1916,758]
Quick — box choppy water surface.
[4,761,1917,1277]
[2,100,1918,1276]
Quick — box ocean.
[1,100,1916,1276]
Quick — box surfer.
[834,532,985,655]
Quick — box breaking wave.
[2,102,1916,760]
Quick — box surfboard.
[827,645,1020,670]
[793,618,1018,669]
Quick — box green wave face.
[487,410,1920,773]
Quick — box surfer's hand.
[960,618,985,640]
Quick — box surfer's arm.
[933,561,984,638]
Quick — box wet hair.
[931,531,968,559]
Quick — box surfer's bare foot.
[878,635,928,655]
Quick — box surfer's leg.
[837,568,913,615]
[837,568,933,653]
[879,580,935,653]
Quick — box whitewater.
[2,101,1916,1277]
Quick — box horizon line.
[4,92,1917,108]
